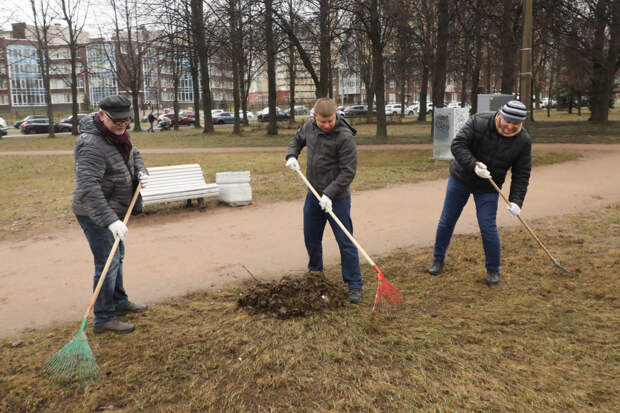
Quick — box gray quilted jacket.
[72,114,147,227]
[286,115,357,199]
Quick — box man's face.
[314,112,336,132]
[497,115,522,136]
[99,109,130,135]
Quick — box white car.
[385,104,403,115]
[405,105,416,116]
[0,117,7,136]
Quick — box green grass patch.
[2,205,618,412]
[0,150,579,241]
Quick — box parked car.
[14,115,48,129]
[237,110,256,119]
[293,105,308,115]
[385,104,403,115]
[257,107,290,121]
[342,105,368,117]
[540,98,557,108]
[405,104,416,116]
[20,119,73,134]
[0,117,7,136]
[60,113,89,124]
[158,113,194,126]
[157,116,171,131]
[212,112,235,124]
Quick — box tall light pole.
[520,0,533,126]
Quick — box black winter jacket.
[72,114,147,226]
[286,115,357,199]
[450,111,531,207]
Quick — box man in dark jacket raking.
[428,100,532,285]
[72,95,150,334]
[285,97,363,303]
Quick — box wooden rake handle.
[83,182,142,319]
[294,169,377,268]
[486,177,559,263]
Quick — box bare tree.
[264,0,278,135]
[190,0,214,133]
[57,0,89,135]
[29,0,56,138]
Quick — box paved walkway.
[1,144,619,338]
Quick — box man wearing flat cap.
[72,95,149,334]
[427,100,532,286]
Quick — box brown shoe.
[93,319,135,334]
[115,301,148,316]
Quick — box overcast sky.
[0,0,114,36]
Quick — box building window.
[51,93,71,104]
[7,45,46,106]
[49,48,70,60]
[87,43,117,106]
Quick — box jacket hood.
[312,114,357,136]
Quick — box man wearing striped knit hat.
[428,100,532,286]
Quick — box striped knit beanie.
[499,100,527,123]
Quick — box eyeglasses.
[103,110,130,125]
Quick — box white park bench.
[140,164,218,209]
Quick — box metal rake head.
[41,320,102,387]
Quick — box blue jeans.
[76,215,129,325]
[433,175,500,272]
[303,193,363,290]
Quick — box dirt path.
[1,144,619,338]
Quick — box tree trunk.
[418,65,429,122]
[265,0,278,135]
[230,0,242,134]
[318,0,331,97]
[500,0,516,94]
[370,0,386,138]
[432,0,449,108]
[191,0,213,133]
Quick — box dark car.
[343,105,368,117]
[20,119,73,134]
[14,115,48,129]
[257,107,290,122]
[60,114,89,125]
[212,112,235,124]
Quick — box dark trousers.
[303,193,363,290]
[433,175,501,272]
[76,215,129,325]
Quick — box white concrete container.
[432,107,470,160]
[216,171,252,206]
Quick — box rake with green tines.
[41,183,142,386]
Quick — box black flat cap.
[99,95,131,118]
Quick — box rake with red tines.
[294,169,403,311]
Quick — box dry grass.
[0,150,579,242]
[2,205,618,412]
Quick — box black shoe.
[485,271,500,286]
[428,258,444,275]
[348,288,362,304]
[116,301,148,316]
[93,319,135,334]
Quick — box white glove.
[107,220,128,240]
[319,194,332,212]
[507,202,521,216]
[138,171,149,189]
[285,157,300,171]
[474,162,492,179]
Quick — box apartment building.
[0,22,234,115]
